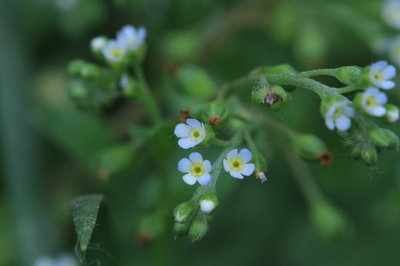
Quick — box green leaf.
[71,194,104,252]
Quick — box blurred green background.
[1,0,400,265]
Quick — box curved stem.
[336,85,358,94]
[134,64,162,124]
[297,69,338,78]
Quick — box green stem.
[297,69,338,78]
[134,64,162,124]
[210,138,230,147]
[244,131,258,153]
[336,85,358,94]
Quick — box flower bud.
[199,193,218,214]
[251,85,291,111]
[68,59,87,75]
[173,222,189,237]
[294,134,332,165]
[383,104,399,123]
[336,66,362,85]
[80,63,102,79]
[359,145,378,166]
[191,101,229,126]
[120,75,140,98]
[252,152,268,183]
[173,202,194,223]
[368,128,399,150]
[68,80,88,99]
[90,36,108,53]
[188,216,208,241]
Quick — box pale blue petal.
[189,152,203,163]
[178,138,196,149]
[230,171,244,179]
[174,124,190,138]
[203,160,212,173]
[344,106,355,117]
[198,174,211,186]
[183,174,197,185]
[223,159,230,172]
[371,61,387,71]
[371,106,386,117]
[241,163,255,176]
[382,65,396,79]
[376,92,388,104]
[238,148,252,163]
[380,80,395,90]
[227,149,238,160]
[178,158,191,173]
[325,117,335,130]
[335,116,351,131]
[186,118,201,127]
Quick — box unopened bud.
[120,75,139,98]
[80,63,102,79]
[68,80,87,99]
[360,145,378,166]
[384,104,399,123]
[252,85,291,111]
[368,128,399,150]
[188,216,208,241]
[173,202,194,223]
[294,134,332,165]
[90,36,108,53]
[68,59,86,75]
[173,222,189,237]
[336,66,362,85]
[252,152,268,183]
[199,193,218,214]
[191,101,229,126]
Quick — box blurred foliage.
[1,0,400,265]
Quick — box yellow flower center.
[190,163,205,177]
[333,107,343,118]
[190,129,203,141]
[111,49,122,58]
[373,71,383,81]
[366,96,376,107]
[230,158,243,171]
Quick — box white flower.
[369,61,396,90]
[200,200,215,214]
[90,36,107,52]
[387,108,399,122]
[223,148,255,179]
[178,152,211,186]
[383,0,400,29]
[117,25,146,51]
[361,87,388,117]
[101,40,127,63]
[325,101,355,131]
[174,119,206,149]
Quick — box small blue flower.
[361,87,388,117]
[325,101,355,131]
[117,25,146,51]
[223,149,255,179]
[174,119,206,149]
[178,152,212,186]
[101,40,127,63]
[369,61,396,90]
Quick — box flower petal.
[223,159,230,172]
[335,116,351,131]
[178,138,196,149]
[344,106,355,117]
[370,106,386,117]
[189,152,203,163]
[174,124,190,138]
[371,61,387,71]
[178,158,191,173]
[382,65,396,79]
[376,92,388,104]
[227,149,238,160]
[238,148,252,163]
[198,174,211,186]
[241,163,255,176]
[380,80,395,90]
[186,118,201,127]
[229,171,244,179]
[183,174,197,185]
[203,160,212,173]
[325,117,335,130]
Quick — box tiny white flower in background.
[200,199,215,214]
[325,101,355,131]
[361,87,388,117]
[388,109,399,122]
[174,119,206,149]
[101,40,127,63]
[90,36,107,52]
[223,148,255,179]
[369,61,396,90]
[383,0,400,29]
[178,152,212,186]
[117,25,147,51]
[255,171,267,183]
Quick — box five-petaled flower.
[361,87,388,117]
[223,148,255,179]
[178,152,211,186]
[325,101,355,131]
[102,40,127,63]
[174,119,206,149]
[369,61,396,90]
[117,25,147,51]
